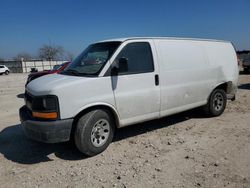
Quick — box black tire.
[203,89,227,117]
[74,109,114,156]
[5,70,9,75]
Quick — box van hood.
[26,74,91,96]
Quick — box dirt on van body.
[0,73,249,188]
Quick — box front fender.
[74,102,121,127]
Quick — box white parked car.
[0,65,10,75]
[20,37,239,156]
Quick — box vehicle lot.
[0,73,249,188]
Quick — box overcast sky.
[0,0,250,59]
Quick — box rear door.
[110,40,160,126]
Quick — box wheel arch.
[213,81,233,94]
[70,103,120,140]
[207,81,234,101]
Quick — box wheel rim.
[213,93,224,111]
[90,119,110,147]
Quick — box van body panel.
[154,40,213,117]
[202,42,239,88]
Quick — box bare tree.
[13,52,32,61]
[65,51,75,62]
[38,44,64,61]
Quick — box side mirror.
[111,57,128,76]
[118,57,128,72]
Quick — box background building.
[0,60,67,73]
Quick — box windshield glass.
[61,42,121,76]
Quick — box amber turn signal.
[32,111,57,119]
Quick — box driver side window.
[114,42,154,75]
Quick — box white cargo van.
[20,37,238,156]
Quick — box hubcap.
[213,93,224,111]
[91,119,110,147]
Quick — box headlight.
[31,95,59,120]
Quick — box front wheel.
[74,109,114,156]
[203,89,227,117]
[5,70,9,75]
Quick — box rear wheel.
[5,70,9,75]
[74,109,114,156]
[203,89,227,117]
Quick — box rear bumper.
[19,106,73,143]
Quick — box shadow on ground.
[114,108,205,142]
[0,124,86,164]
[0,108,205,164]
[238,83,250,90]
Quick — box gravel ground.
[0,73,249,188]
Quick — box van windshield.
[61,42,121,76]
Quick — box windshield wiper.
[78,72,96,76]
[62,69,97,77]
[64,69,80,76]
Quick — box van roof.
[99,37,231,43]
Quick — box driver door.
[110,41,160,126]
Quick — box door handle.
[155,74,159,86]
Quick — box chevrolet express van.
[20,37,238,156]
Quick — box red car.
[26,62,70,85]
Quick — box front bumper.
[19,106,73,143]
